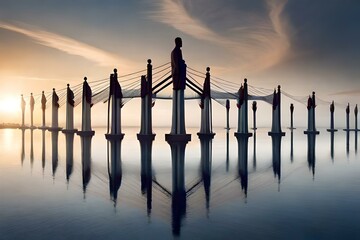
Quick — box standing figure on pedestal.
[170,37,186,134]
[21,94,26,127]
[30,93,35,127]
[52,88,60,129]
[41,91,47,127]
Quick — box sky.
[0,0,359,128]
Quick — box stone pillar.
[20,94,26,127]
[355,104,358,131]
[40,91,47,129]
[289,103,295,130]
[237,134,249,196]
[235,79,252,138]
[252,101,257,130]
[269,85,285,136]
[62,84,77,134]
[49,88,62,131]
[271,135,282,186]
[304,92,319,135]
[198,67,215,139]
[105,69,125,203]
[344,103,350,131]
[226,99,230,130]
[30,93,35,128]
[327,101,337,132]
[77,77,94,137]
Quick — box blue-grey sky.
[0,0,359,127]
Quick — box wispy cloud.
[149,0,290,72]
[0,22,130,68]
[330,89,360,96]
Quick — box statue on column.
[170,37,187,134]
[21,94,26,127]
[30,93,35,127]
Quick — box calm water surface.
[0,127,360,239]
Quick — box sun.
[0,96,20,114]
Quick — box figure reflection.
[21,129,25,165]
[355,132,358,154]
[199,135,213,210]
[65,133,75,183]
[253,131,257,170]
[30,129,34,168]
[81,136,92,196]
[168,140,187,236]
[41,130,46,172]
[290,130,294,162]
[346,131,350,156]
[237,136,249,196]
[108,139,122,205]
[139,137,154,214]
[271,135,282,188]
[330,132,335,161]
[307,134,316,178]
[51,131,59,177]
[226,130,230,172]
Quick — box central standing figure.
[170,37,187,134]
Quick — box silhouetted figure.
[169,37,187,135]
[41,91,47,127]
[30,93,35,127]
[289,103,295,129]
[67,84,74,107]
[21,94,26,127]
[327,101,337,132]
[51,88,60,129]
[226,99,230,130]
[171,37,185,90]
[345,103,350,131]
[355,104,358,131]
[252,101,257,130]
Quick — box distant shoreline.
[0,123,21,129]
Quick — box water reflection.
[271,135,282,187]
[237,136,249,196]
[355,132,358,154]
[226,130,230,172]
[346,131,350,156]
[108,139,123,204]
[290,130,294,162]
[81,137,92,196]
[168,140,187,236]
[138,136,154,213]
[330,132,335,161]
[30,130,34,168]
[253,131,257,170]
[51,131,59,177]
[21,129,25,165]
[41,130,46,171]
[307,134,316,178]
[199,135,213,210]
[64,133,75,183]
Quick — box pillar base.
[234,132,253,138]
[304,130,320,135]
[77,130,95,137]
[105,133,124,141]
[251,127,258,130]
[268,132,286,137]
[37,126,49,130]
[288,127,296,130]
[137,134,156,141]
[197,132,215,140]
[48,127,63,132]
[326,129,338,132]
[18,126,30,130]
[165,134,191,143]
[343,129,358,132]
[62,129,78,134]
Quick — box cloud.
[148,0,290,72]
[0,22,130,68]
